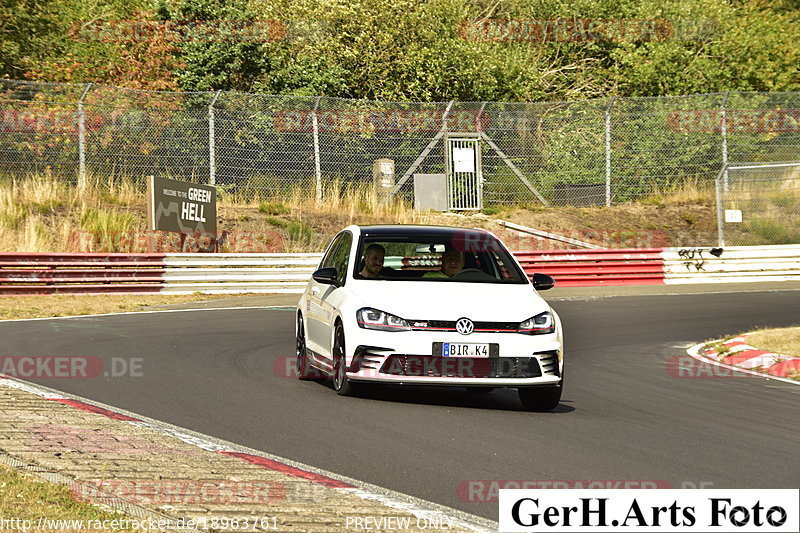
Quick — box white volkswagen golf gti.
[295,225,564,411]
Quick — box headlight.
[357,308,411,331]
[518,311,555,335]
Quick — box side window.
[491,251,519,281]
[320,233,345,269]
[330,232,353,285]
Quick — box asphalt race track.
[1,290,799,521]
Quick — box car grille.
[380,356,542,378]
[408,320,520,333]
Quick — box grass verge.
[0,463,142,531]
[743,326,800,356]
[0,294,251,321]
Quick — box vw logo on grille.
[456,318,474,335]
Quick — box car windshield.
[353,233,527,283]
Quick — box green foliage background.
[2,0,798,100]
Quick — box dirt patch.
[495,203,716,249]
[0,294,250,321]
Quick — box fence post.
[605,96,615,207]
[721,90,730,193]
[208,90,222,186]
[312,96,323,203]
[77,83,92,189]
[715,163,726,247]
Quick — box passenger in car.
[423,247,465,278]
[358,243,386,278]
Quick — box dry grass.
[0,173,725,252]
[745,326,800,357]
[641,177,716,206]
[0,294,247,321]
[0,174,472,253]
[0,174,143,252]
[215,179,494,252]
[0,464,143,531]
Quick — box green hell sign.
[147,176,217,235]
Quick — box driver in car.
[423,247,465,278]
[358,243,386,278]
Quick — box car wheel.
[296,314,322,381]
[332,323,356,396]
[518,386,562,411]
[465,387,495,394]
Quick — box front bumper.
[344,326,563,387]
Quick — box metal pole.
[476,102,488,210]
[605,96,615,207]
[77,83,92,189]
[208,90,222,186]
[312,96,322,203]
[476,101,487,132]
[715,164,726,247]
[443,101,455,210]
[721,90,730,193]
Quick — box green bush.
[747,218,800,245]
[287,220,313,244]
[258,202,290,216]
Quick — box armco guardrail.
[515,249,666,287]
[161,253,322,294]
[0,253,322,295]
[663,245,800,284]
[0,247,797,294]
[0,253,167,294]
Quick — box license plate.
[442,343,490,358]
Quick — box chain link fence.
[717,162,800,246]
[2,79,800,209]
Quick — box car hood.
[347,280,550,321]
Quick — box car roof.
[355,225,493,237]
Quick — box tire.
[465,387,495,394]
[296,314,322,381]
[518,386,562,412]
[332,323,357,396]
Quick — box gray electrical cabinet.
[413,173,448,211]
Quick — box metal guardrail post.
[208,90,222,186]
[77,83,92,189]
[312,96,323,203]
[605,97,615,207]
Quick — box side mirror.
[532,273,555,291]
[312,267,340,287]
